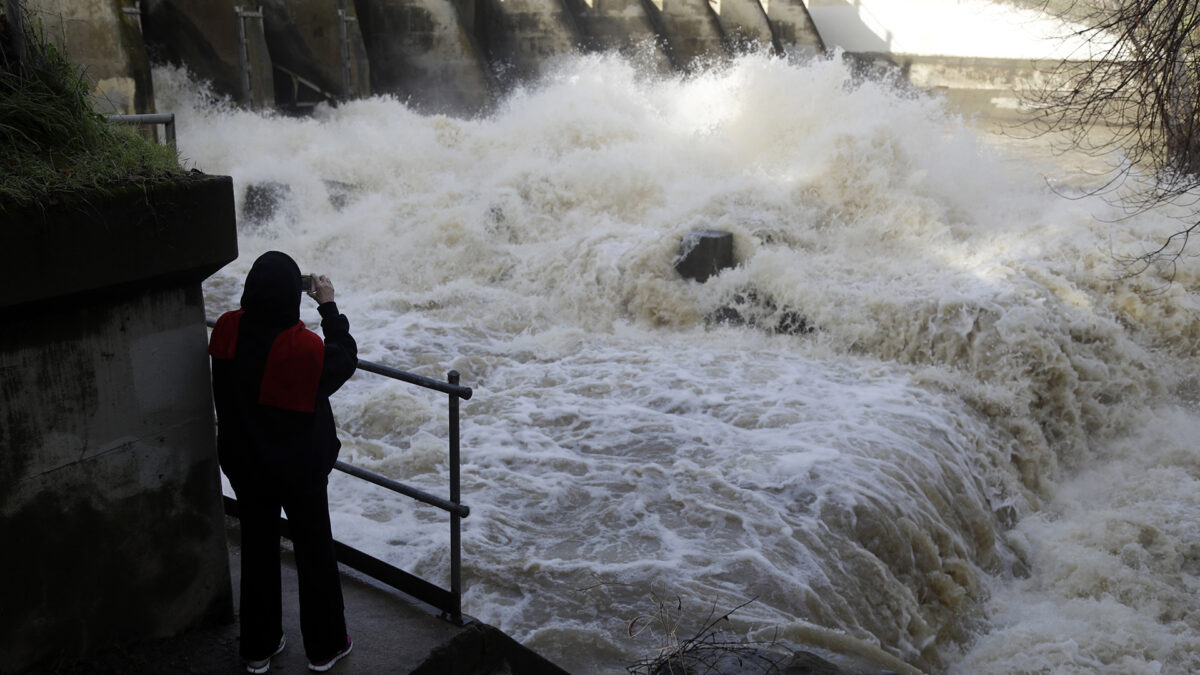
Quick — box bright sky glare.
[803,0,1107,60]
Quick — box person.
[209,251,357,673]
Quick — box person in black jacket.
[209,251,357,673]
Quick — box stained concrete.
[25,0,155,114]
[2,175,237,309]
[142,0,275,108]
[472,0,581,87]
[656,0,726,71]
[763,0,825,56]
[0,282,234,673]
[258,0,371,103]
[0,174,238,674]
[563,0,674,73]
[709,0,775,54]
[356,0,497,115]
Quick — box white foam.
[165,51,1200,673]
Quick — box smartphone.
[301,274,315,293]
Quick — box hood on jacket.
[240,251,302,327]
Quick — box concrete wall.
[472,0,580,87]
[143,0,275,108]
[356,0,496,114]
[26,0,154,114]
[563,0,674,72]
[24,0,824,116]
[656,0,725,71]
[708,0,773,54]
[844,52,1083,124]
[260,0,371,103]
[760,0,824,56]
[0,176,239,673]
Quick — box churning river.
[163,52,1200,674]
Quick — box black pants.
[236,484,347,662]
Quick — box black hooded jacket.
[210,252,358,494]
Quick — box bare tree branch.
[1024,1,1200,276]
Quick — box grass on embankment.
[0,6,184,211]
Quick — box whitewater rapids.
[161,52,1200,673]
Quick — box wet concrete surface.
[32,517,564,675]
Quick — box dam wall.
[0,176,239,673]
[142,0,275,109]
[260,0,371,103]
[13,0,1083,125]
[472,0,580,84]
[13,0,824,115]
[656,0,726,71]
[563,0,673,72]
[23,0,154,114]
[356,0,495,114]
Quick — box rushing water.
[160,52,1200,674]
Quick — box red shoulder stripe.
[208,310,244,359]
[259,322,325,413]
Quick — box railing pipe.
[356,358,473,400]
[448,369,463,624]
[333,459,469,518]
[108,113,176,147]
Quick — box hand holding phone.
[306,274,335,304]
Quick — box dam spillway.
[18,0,823,115]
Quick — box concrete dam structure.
[23,0,823,116]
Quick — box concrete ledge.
[0,173,238,311]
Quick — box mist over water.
[162,52,1200,673]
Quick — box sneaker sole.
[308,639,353,672]
[246,634,286,673]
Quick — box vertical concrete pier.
[259,0,371,104]
[759,0,824,56]
[656,0,726,71]
[562,0,675,72]
[0,175,239,672]
[473,0,581,86]
[356,0,496,114]
[142,0,275,108]
[709,0,774,53]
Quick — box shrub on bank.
[0,3,182,210]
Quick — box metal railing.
[108,113,176,147]
[234,5,265,106]
[206,317,473,624]
[336,0,358,99]
[274,63,339,109]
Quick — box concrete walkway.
[39,517,567,675]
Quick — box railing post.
[337,0,356,100]
[234,6,252,106]
[448,370,463,624]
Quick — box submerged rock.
[241,181,291,224]
[676,229,735,282]
[709,287,814,336]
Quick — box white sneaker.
[246,634,286,673]
[308,635,352,672]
